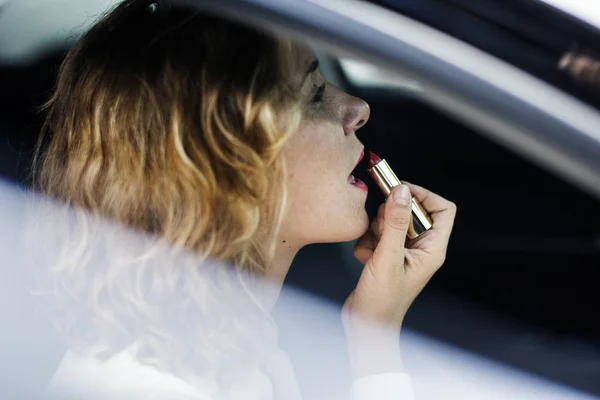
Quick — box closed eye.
[311,84,326,104]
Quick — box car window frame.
[187,0,600,200]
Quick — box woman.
[32,0,456,399]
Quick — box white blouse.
[48,347,415,400]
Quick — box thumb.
[371,185,412,270]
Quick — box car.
[1,0,600,398]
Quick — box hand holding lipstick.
[345,182,456,327]
[342,183,456,377]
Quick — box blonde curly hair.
[30,0,303,389]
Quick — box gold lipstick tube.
[368,159,433,239]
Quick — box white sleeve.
[350,373,415,400]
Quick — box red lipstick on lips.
[348,148,368,193]
[367,151,433,239]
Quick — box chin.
[339,210,370,242]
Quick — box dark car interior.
[1,0,600,398]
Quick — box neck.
[254,240,302,313]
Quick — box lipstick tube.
[368,157,433,239]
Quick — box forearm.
[345,323,404,380]
[346,326,415,400]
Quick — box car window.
[540,0,600,29]
[372,0,600,113]
[338,58,422,92]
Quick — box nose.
[343,96,370,136]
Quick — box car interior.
[1,0,600,398]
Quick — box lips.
[352,148,365,172]
[348,148,368,192]
[348,148,364,179]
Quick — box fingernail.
[392,185,411,205]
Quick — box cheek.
[285,142,337,214]
[284,119,339,175]
[284,120,343,194]
[308,91,344,123]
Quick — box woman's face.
[278,48,371,248]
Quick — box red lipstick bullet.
[368,151,381,169]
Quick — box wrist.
[343,312,403,338]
